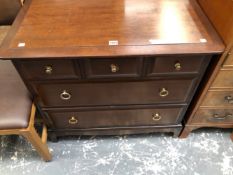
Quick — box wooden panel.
[211,70,233,88]
[147,55,206,76]
[198,0,233,45]
[201,90,233,107]
[192,108,233,124]
[47,107,185,129]
[0,26,11,44]
[35,79,195,107]
[0,0,224,58]
[84,57,143,78]
[17,60,80,80]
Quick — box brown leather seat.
[0,60,52,161]
[0,60,31,129]
[0,0,22,25]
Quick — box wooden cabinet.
[0,0,224,140]
[180,0,233,140]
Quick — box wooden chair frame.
[0,104,52,161]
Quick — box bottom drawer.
[46,107,185,129]
[192,108,233,124]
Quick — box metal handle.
[174,62,181,71]
[152,113,162,121]
[60,90,71,100]
[212,113,233,120]
[69,116,78,124]
[225,95,233,104]
[110,64,119,73]
[159,88,169,97]
[45,65,53,74]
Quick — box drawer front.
[201,90,233,107]
[35,79,195,107]
[17,60,79,80]
[212,70,233,88]
[83,58,143,78]
[192,109,233,124]
[46,107,185,129]
[147,55,206,76]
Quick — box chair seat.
[0,61,31,130]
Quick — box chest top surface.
[0,0,225,59]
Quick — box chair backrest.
[0,0,23,25]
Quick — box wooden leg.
[22,127,52,161]
[179,126,192,138]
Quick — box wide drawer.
[211,70,233,88]
[46,106,185,129]
[35,79,195,107]
[16,60,80,80]
[201,90,233,107]
[83,57,143,78]
[192,108,233,124]
[147,55,206,76]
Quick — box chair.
[0,0,23,25]
[0,27,52,161]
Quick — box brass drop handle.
[159,88,169,97]
[225,95,233,104]
[211,113,233,120]
[152,113,162,121]
[45,65,53,74]
[60,90,71,100]
[174,62,181,71]
[110,64,119,73]
[69,116,78,124]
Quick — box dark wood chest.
[0,0,225,140]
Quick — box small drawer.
[17,60,80,80]
[147,55,206,76]
[212,70,233,88]
[46,106,185,129]
[192,108,233,124]
[35,79,195,107]
[83,57,143,78]
[201,90,233,107]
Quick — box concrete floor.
[0,129,233,175]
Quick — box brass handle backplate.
[110,64,119,73]
[159,88,169,97]
[225,95,233,104]
[60,90,71,100]
[211,113,233,120]
[174,62,181,71]
[69,116,78,124]
[45,65,53,74]
[152,113,162,121]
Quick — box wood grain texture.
[198,0,233,45]
[0,0,224,58]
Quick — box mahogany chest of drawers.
[0,0,225,140]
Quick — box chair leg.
[22,126,52,161]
